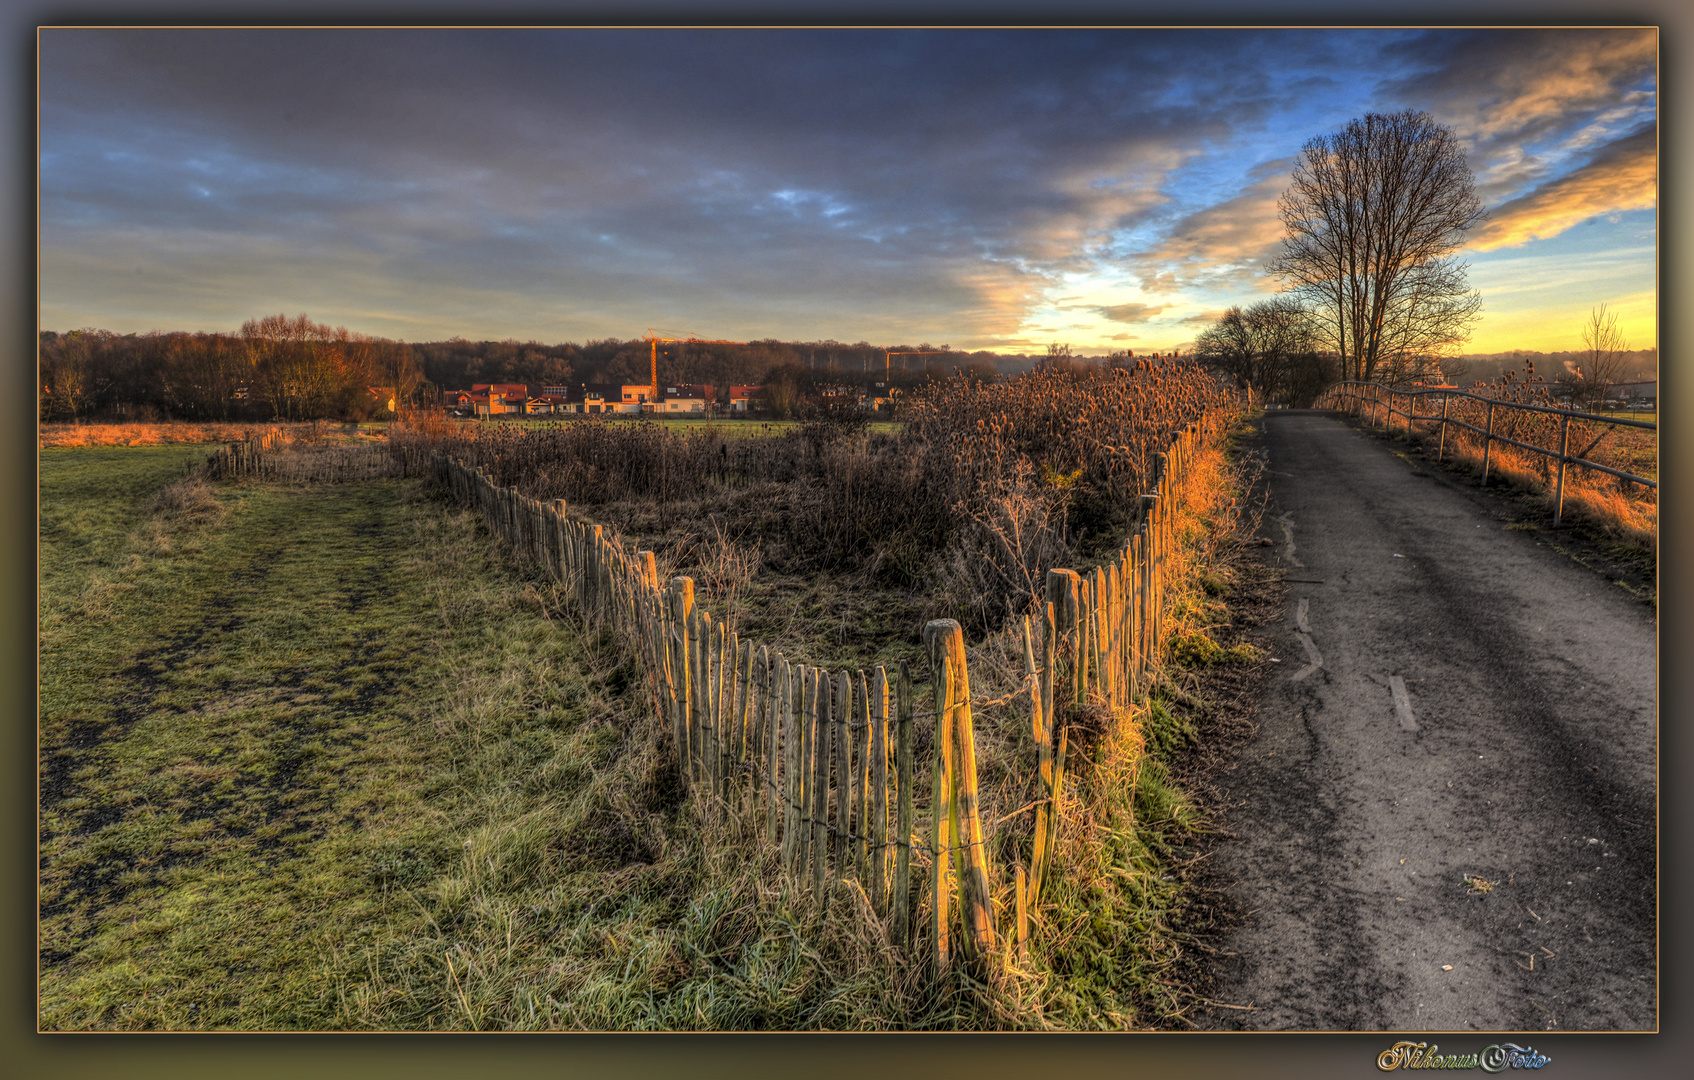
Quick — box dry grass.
[39,421,320,449]
[391,363,1237,637]
[1327,376,1658,552]
[135,376,1256,1028]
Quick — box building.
[523,394,571,415]
[659,384,714,414]
[445,389,519,417]
[552,383,648,415]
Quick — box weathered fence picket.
[399,409,1222,974]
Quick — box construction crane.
[883,349,952,376]
[643,329,746,411]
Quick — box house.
[471,383,529,399]
[659,384,714,414]
[726,385,762,414]
[860,382,899,414]
[1609,380,1656,403]
[523,394,571,415]
[445,389,517,417]
[555,383,646,415]
[445,384,530,416]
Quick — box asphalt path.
[1202,410,1656,1032]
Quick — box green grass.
[39,435,1244,1031]
[39,452,674,1029]
[36,449,964,1030]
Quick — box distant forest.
[36,316,1136,422]
[38,315,1655,424]
[1449,349,1658,387]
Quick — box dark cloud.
[1375,29,1656,175]
[36,28,1655,351]
[1093,302,1167,324]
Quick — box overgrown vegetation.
[1328,360,1657,552]
[41,364,1262,1030]
[392,361,1234,641]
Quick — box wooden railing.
[1319,381,1656,526]
[395,414,1226,974]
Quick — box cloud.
[1176,309,1231,327]
[1469,124,1655,251]
[1125,161,1290,292]
[1091,302,1167,324]
[1381,29,1656,149]
[35,28,1654,353]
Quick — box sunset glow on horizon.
[39,28,1656,357]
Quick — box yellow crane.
[643,329,745,411]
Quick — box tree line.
[39,317,1036,423]
[38,315,428,424]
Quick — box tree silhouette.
[1270,110,1484,383]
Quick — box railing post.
[1554,410,1571,526]
[1438,393,1450,462]
[1481,401,1495,486]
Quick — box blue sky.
[38,27,1657,354]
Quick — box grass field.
[38,423,1263,1030]
[39,449,684,1029]
[36,448,977,1030]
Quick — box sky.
[37,27,1657,355]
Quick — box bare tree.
[1569,303,1629,410]
[1194,296,1317,401]
[1270,110,1485,384]
[39,330,93,421]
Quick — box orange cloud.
[1470,125,1655,251]
[948,259,1054,340]
[1385,30,1656,149]
[1130,164,1288,292]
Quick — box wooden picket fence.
[416,406,1224,975]
[204,432,288,479]
[206,434,404,483]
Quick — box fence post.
[1438,394,1450,462]
[855,669,872,885]
[931,677,951,977]
[833,669,852,879]
[780,655,800,876]
[669,578,694,786]
[794,665,812,875]
[870,666,889,916]
[1554,410,1571,526]
[924,619,997,960]
[1023,615,1054,911]
[1045,570,1082,710]
[810,666,830,903]
[893,659,913,953]
[1482,401,1495,486]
